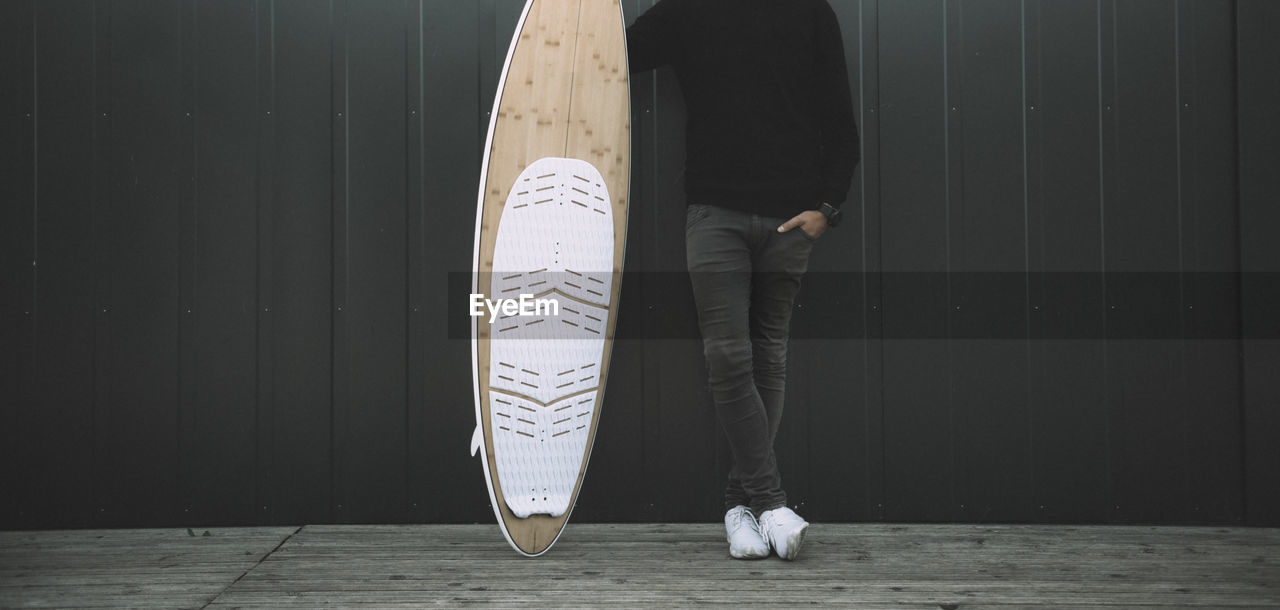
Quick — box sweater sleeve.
[814,1,860,207]
[626,0,681,73]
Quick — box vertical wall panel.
[1178,0,1242,523]
[0,0,36,527]
[949,0,1031,521]
[855,0,887,521]
[1026,0,1110,522]
[1104,0,1189,523]
[253,0,280,527]
[29,0,98,529]
[175,0,199,530]
[329,0,352,524]
[89,0,115,530]
[878,0,953,521]
[268,0,336,525]
[623,0,663,522]
[403,0,428,526]
[414,0,487,523]
[187,0,262,526]
[101,0,186,527]
[1238,0,1280,527]
[342,0,409,523]
[885,0,957,521]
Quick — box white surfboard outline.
[470,0,631,558]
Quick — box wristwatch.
[818,202,843,228]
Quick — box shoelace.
[759,511,794,541]
[729,510,758,537]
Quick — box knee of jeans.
[752,358,787,380]
[702,338,753,384]
[751,339,788,376]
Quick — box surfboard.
[469,0,630,557]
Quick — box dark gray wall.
[1238,0,1280,528]
[1,0,1275,529]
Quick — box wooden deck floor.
[1,523,1277,608]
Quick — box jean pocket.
[685,203,712,231]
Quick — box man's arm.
[814,1,861,208]
[626,0,681,72]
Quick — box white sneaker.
[758,506,809,560]
[724,505,770,559]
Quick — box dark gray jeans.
[685,202,815,516]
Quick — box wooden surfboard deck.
[470,0,629,557]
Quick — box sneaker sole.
[777,522,809,560]
[729,542,770,560]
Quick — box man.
[627,0,860,560]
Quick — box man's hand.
[777,210,828,240]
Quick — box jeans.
[685,202,815,516]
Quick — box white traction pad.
[488,157,613,519]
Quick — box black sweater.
[626,0,860,220]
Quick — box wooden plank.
[225,523,1280,608]
[0,527,298,609]
[4,524,1278,608]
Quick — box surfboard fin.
[470,425,483,457]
